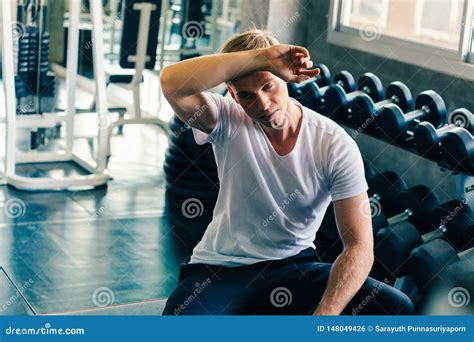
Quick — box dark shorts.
[163,247,414,315]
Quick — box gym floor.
[0,74,208,315]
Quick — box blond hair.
[220,29,279,53]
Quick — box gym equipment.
[292,71,356,109]
[439,127,474,175]
[164,115,219,200]
[315,172,408,263]
[363,160,376,179]
[374,199,472,281]
[376,90,447,143]
[374,185,439,235]
[90,0,169,158]
[287,64,332,102]
[324,72,384,122]
[350,81,414,131]
[120,0,161,69]
[414,108,473,159]
[367,172,408,232]
[288,70,355,109]
[0,0,111,190]
[408,238,474,292]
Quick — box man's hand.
[260,44,321,83]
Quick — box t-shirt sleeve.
[326,129,368,201]
[192,92,244,146]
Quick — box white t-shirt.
[190,92,368,267]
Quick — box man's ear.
[226,84,239,103]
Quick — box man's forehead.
[231,71,274,91]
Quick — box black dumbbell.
[363,160,376,179]
[374,199,471,280]
[408,238,473,292]
[324,72,385,122]
[367,171,407,225]
[350,81,414,131]
[372,185,439,238]
[315,64,331,87]
[414,108,473,160]
[377,90,447,143]
[304,71,356,109]
[439,127,474,175]
[288,63,332,99]
[290,71,356,109]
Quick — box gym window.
[328,0,474,80]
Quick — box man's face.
[228,71,290,128]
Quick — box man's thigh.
[162,267,254,315]
[244,261,413,315]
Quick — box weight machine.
[0,0,112,190]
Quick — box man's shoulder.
[303,106,348,139]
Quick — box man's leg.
[162,263,254,315]
[242,259,414,315]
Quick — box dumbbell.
[293,71,356,109]
[288,70,355,109]
[372,185,439,239]
[350,81,414,131]
[408,238,473,292]
[438,127,474,174]
[287,64,331,100]
[324,72,385,123]
[363,160,376,179]
[414,108,473,159]
[374,199,471,280]
[377,90,447,143]
[367,171,407,228]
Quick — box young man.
[160,30,414,315]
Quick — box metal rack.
[0,0,112,191]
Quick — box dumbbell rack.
[0,0,111,191]
[347,126,474,212]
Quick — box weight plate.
[415,90,446,127]
[385,81,413,113]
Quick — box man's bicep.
[333,192,373,249]
[166,93,217,134]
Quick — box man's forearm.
[160,49,267,97]
[314,246,374,315]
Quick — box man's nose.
[256,94,271,111]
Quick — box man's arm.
[159,45,318,134]
[313,192,374,315]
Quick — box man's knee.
[346,278,414,315]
